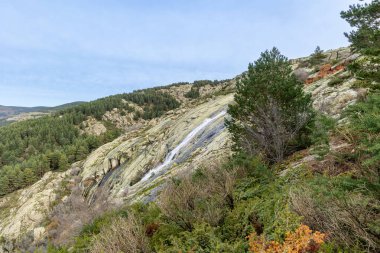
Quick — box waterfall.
[141,110,226,182]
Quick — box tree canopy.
[227,48,314,163]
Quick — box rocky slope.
[0,47,367,249]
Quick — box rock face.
[0,47,364,249]
[305,72,367,119]
[0,169,75,241]
[80,94,234,204]
[80,117,107,136]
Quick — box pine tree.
[0,176,10,196]
[341,0,380,55]
[227,48,315,163]
[309,46,325,65]
[58,153,69,171]
[22,168,37,186]
[341,0,380,87]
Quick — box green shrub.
[328,77,344,87]
[308,46,326,66]
[155,223,243,253]
[309,114,336,159]
[184,87,200,99]
[344,92,380,177]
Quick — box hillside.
[1,45,378,252]
[0,102,85,126]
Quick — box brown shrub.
[289,186,380,251]
[158,160,238,230]
[48,185,111,245]
[90,214,151,253]
[247,224,326,253]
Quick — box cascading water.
[141,110,227,182]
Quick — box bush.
[247,224,326,253]
[327,76,344,87]
[308,46,326,66]
[155,223,242,253]
[89,214,151,253]
[309,114,336,160]
[290,175,380,251]
[158,161,237,230]
[344,92,380,178]
[184,87,200,99]
[47,182,111,246]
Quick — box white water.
[141,110,226,182]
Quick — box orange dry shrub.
[305,64,346,84]
[247,224,326,253]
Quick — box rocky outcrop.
[79,94,234,205]
[0,168,78,243]
[80,117,107,136]
[305,73,367,118]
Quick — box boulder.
[33,227,45,242]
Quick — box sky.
[0,0,360,106]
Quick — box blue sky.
[0,0,359,106]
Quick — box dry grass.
[47,178,111,246]
[290,186,380,251]
[89,213,151,253]
[158,160,239,230]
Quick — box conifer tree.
[341,0,380,87]
[227,48,315,163]
[309,46,325,65]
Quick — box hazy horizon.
[0,0,359,107]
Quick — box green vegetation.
[308,46,326,65]
[0,89,180,196]
[344,92,380,175]
[341,0,380,89]
[184,87,201,99]
[184,79,230,99]
[226,47,314,164]
[46,42,379,252]
[4,1,380,252]
[327,76,345,86]
[59,90,180,121]
[44,2,380,250]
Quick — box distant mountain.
[0,101,86,123]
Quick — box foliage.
[309,113,336,159]
[344,92,380,177]
[157,162,237,231]
[184,87,201,99]
[155,223,241,253]
[247,224,326,253]
[290,175,380,251]
[327,76,344,87]
[341,0,380,88]
[184,79,230,99]
[308,46,326,65]
[227,47,315,163]
[60,90,180,121]
[0,89,180,196]
[341,0,380,56]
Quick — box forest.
[0,89,180,196]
